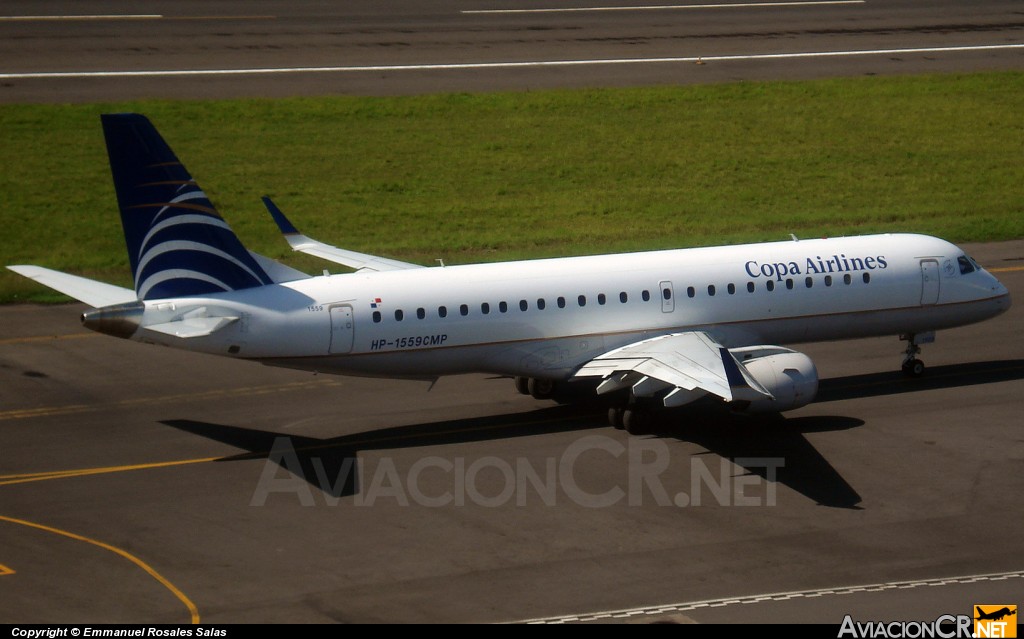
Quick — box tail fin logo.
[102,113,272,300]
[131,182,270,299]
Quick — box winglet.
[262,196,300,236]
[260,197,424,272]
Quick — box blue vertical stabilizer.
[101,113,272,300]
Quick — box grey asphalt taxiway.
[1,0,1023,102]
[1,242,1022,624]
[2,0,1024,625]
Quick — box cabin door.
[919,260,940,305]
[329,305,355,354]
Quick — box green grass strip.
[2,72,1022,303]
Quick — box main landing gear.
[516,376,655,434]
[514,376,556,400]
[900,332,934,377]
[607,405,652,435]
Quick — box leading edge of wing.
[262,196,424,273]
[573,331,773,408]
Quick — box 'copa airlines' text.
[745,254,888,281]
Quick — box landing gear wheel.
[514,376,530,395]
[900,332,931,377]
[608,407,625,430]
[527,377,556,400]
[901,358,925,377]
[622,408,648,435]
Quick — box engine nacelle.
[735,351,819,413]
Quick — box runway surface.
[1,241,1022,623]
[0,0,1023,101]
[2,0,1023,625]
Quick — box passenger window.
[686,286,695,298]
[707,285,716,296]
[417,308,425,320]
[460,304,469,316]
[557,296,566,309]
[395,309,404,321]
[805,277,813,288]
[519,300,528,312]
[642,290,650,302]
[619,292,628,303]
[438,306,447,318]
[862,273,870,284]
[766,280,775,292]
[578,295,587,307]
[825,275,833,287]
[499,301,508,313]
[537,298,546,310]
[727,283,735,295]
[785,278,794,290]
[597,294,606,305]
[373,311,382,323]
[747,282,754,293]
[481,302,490,314]
[844,274,852,285]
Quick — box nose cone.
[81,301,144,339]
[998,290,1012,312]
[991,273,1011,311]
[984,274,1012,319]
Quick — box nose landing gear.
[900,332,934,377]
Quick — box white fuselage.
[129,233,1010,380]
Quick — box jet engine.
[734,350,819,413]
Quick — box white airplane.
[8,114,1012,432]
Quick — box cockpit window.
[957,255,975,275]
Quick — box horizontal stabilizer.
[262,196,424,272]
[7,265,137,307]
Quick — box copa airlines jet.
[8,114,1012,432]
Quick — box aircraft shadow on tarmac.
[159,359,1024,509]
[162,405,864,509]
[162,407,600,505]
[647,358,1024,508]
[814,359,1024,403]
[644,412,865,509]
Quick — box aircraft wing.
[262,196,424,272]
[7,265,137,307]
[573,331,774,408]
